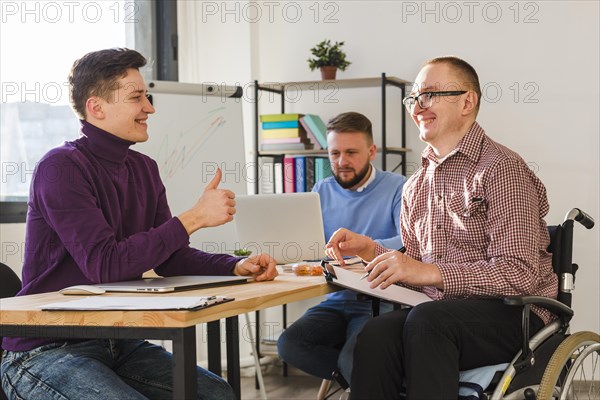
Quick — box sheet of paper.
[41,296,231,311]
[331,266,432,306]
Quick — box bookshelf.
[251,75,412,381]
[253,73,412,194]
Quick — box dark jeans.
[350,299,544,400]
[278,298,393,385]
[2,339,235,400]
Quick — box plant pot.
[320,66,337,80]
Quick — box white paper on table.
[330,266,432,306]
[41,296,232,311]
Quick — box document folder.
[322,262,432,307]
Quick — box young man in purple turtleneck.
[1,48,277,400]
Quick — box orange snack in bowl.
[292,263,323,276]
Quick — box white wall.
[185,1,599,334]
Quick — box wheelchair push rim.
[537,331,600,400]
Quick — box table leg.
[255,310,260,389]
[226,316,241,399]
[207,320,222,376]
[172,326,197,400]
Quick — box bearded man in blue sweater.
[277,112,406,386]
[1,48,277,400]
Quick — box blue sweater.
[5,121,240,351]
[313,169,406,301]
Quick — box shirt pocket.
[447,191,488,246]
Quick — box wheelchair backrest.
[547,220,576,308]
[547,225,562,276]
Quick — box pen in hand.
[360,246,406,281]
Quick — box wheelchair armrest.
[503,295,574,319]
[504,296,574,374]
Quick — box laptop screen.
[234,193,326,264]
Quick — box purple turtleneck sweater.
[4,121,240,351]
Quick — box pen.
[360,246,406,280]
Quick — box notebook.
[234,192,327,264]
[95,275,249,293]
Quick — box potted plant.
[307,39,351,80]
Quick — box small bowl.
[292,263,323,276]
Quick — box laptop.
[234,192,327,264]
[96,275,249,293]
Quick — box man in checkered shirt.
[326,56,556,399]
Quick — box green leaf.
[233,249,253,257]
[307,39,351,71]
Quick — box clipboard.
[321,261,432,307]
[41,296,234,311]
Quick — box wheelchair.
[323,208,598,400]
[485,207,598,400]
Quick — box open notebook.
[234,192,327,264]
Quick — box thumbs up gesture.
[178,168,237,235]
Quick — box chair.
[0,262,22,400]
[0,263,22,300]
[325,208,599,399]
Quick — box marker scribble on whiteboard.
[154,107,227,179]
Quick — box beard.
[334,163,372,189]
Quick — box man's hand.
[364,250,443,290]
[325,228,376,266]
[234,253,278,282]
[177,168,236,235]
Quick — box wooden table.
[0,272,336,399]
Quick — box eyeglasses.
[402,91,467,112]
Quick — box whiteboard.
[135,81,247,255]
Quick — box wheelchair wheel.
[537,331,600,399]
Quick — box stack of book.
[258,113,333,193]
[260,114,314,151]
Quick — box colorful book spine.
[262,121,298,129]
[305,157,316,192]
[283,156,296,193]
[300,115,328,148]
[298,117,323,150]
[295,157,306,192]
[261,137,304,144]
[315,157,333,182]
[260,143,312,151]
[274,162,283,193]
[259,157,275,194]
[261,128,305,139]
[259,113,303,123]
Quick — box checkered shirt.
[375,122,557,324]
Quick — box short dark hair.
[326,112,373,144]
[424,56,481,113]
[68,48,147,119]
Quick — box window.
[1,0,154,222]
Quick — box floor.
[238,365,599,400]
[238,362,344,400]
[240,374,326,400]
